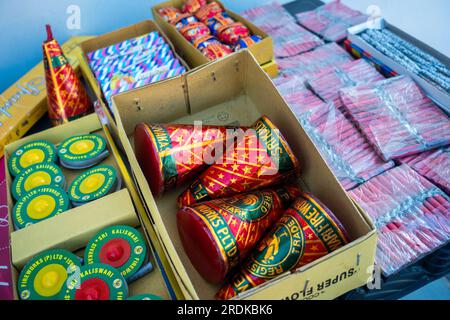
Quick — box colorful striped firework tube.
[178,116,300,208]
[182,0,207,14]
[134,122,242,197]
[64,263,128,300]
[158,6,182,24]
[339,76,450,161]
[398,147,449,195]
[18,249,82,300]
[8,140,57,177]
[216,192,349,300]
[296,1,367,42]
[194,1,223,22]
[177,185,301,284]
[43,25,91,126]
[349,165,450,276]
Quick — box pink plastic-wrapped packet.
[339,76,450,161]
[296,0,367,42]
[240,1,295,33]
[349,164,450,276]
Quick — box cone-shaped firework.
[178,116,300,208]
[177,185,301,284]
[43,25,91,126]
[216,193,349,300]
[134,122,242,197]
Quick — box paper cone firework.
[216,193,349,300]
[178,116,300,208]
[134,122,244,197]
[43,25,91,125]
[177,185,301,284]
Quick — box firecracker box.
[152,0,274,70]
[347,18,450,114]
[0,36,94,158]
[78,20,190,141]
[110,50,378,300]
[3,113,179,300]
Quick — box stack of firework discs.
[11,163,66,201]
[18,249,82,300]
[58,134,109,169]
[8,140,57,177]
[68,165,120,207]
[64,263,128,300]
[12,186,70,229]
[84,225,148,282]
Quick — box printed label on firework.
[68,166,117,203]
[58,134,107,163]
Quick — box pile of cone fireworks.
[158,0,263,61]
[134,115,350,299]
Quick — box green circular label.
[128,294,164,300]
[68,165,117,204]
[247,214,305,279]
[84,225,147,280]
[8,140,57,176]
[11,163,65,201]
[18,249,81,300]
[58,134,107,163]
[13,186,69,229]
[63,263,128,300]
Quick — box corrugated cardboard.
[4,114,171,300]
[0,36,93,158]
[152,0,274,68]
[111,50,378,300]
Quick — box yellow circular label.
[19,149,45,168]
[34,264,68,297]
[27,195,56,220]
[69,140,95,155]
[79,173,106,194]
[24,171,52,191]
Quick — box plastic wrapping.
[398,147,450,195]
[298,103,395,190]
[296,0,367,42]
[339,76,450,161]
[349,164,450,276]
[240,1,296,33]
[360,29,450,94]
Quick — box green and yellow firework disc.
[13,186,69,229]
[63,263,128,300]
[128,294,164,300]
[68,165,118,206]
[8,140,57,176]
[11,163,66,201]
[18,249,81,300]
[58,134,109,169]
[84,225,147,281]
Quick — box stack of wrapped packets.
[88,31,186,109]
[306,59,384,109]
[298,103,394,190]
[349,164,450,276]
[399,147,450,195]
[241,1,323,57]
[339,76,450,161]
[296,0,367,42]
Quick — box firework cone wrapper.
[43,25,91,125]
[134,122,243,197]
[178,116,300,208]
[177,185,301,284]
[216,192,349,300]
[349,164,450,276]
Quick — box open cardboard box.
[152,0,274,69]
[111,50,378,300]
[78,20,190,140]
[3,114,172,300]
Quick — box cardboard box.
[0,36,94,158]
[3,114,173,300]
[348,18,450,114]
[152,0,274,68]
[261,60,279,79]
[78,20,190,139]
[111,51,378,300]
